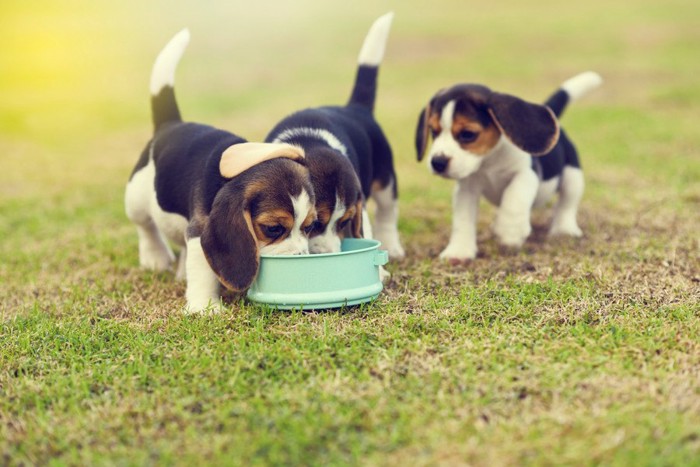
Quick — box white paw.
[379,265,391,284]
[439,243,477,264]
[139,248,174,272]
[549,221,583,237]
[374,229,405,260]
[183,299,224,315]
[383,242,405,260]
[493,219,531,249]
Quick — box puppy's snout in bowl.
[431,155,450,173]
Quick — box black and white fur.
[265,12,405,260]
[125,29,315,313]
[416,72,602,262]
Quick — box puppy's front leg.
[175,246,187,281]
[371,180,405,259]
[134,220,175,272]
[183,236,223,314]
[440,178,481,263]
[493,170,539,248]
[362,208,391,283]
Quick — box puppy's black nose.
[431,155,450,173]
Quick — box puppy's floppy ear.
[415,104,431,161]
[487,92,560,156]
[201,191,259,292]
[220,142,305,178]
[351,198,364,239]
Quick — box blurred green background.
[2,0,698,202]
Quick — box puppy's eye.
[430,128,439,139]
[456,130,478,143]
[337,218,351,231]
[262,224,286,239]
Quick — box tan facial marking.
[335,204,357,239]
[428,111,441,136]
[340,205,356,224]
[451,113,501,155]
[302,209,317,232]
[252,209,294,245]
[316,205,331,226]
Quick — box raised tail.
[347,12,394,111]
[545,71,603,118]
[150,29,190,131]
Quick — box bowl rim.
[258,238,381,259]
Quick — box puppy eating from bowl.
[125,29,316,313]
[265,12,405,265]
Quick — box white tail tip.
[357,12,394,66]
[561,71,603,101]
[150,28,191,95]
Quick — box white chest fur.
[477,141,534,206]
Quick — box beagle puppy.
[125,29,316,313]
[265,12,405,260]
[416,72,602,263]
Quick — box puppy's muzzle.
[431,155,450,174]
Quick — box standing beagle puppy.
[125,29,316,313]
[265,12,405,260]
[416,72,602,263]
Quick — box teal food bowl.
[246,238,389,310]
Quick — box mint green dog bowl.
[246,238,389,310]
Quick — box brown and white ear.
[200,194,259,292]
[220,142,305,178]
[415,104,431,161]
[351,198,364,238]
[487,92,560,156]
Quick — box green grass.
[1,0,699,465]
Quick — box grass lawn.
[1,0,699,464]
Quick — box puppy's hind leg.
[371,178,405,259]
[134,219,176,271]
[360,208,391,283]
[125,163,175,272]
[549,166,584,237]
[175,246,187,281]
